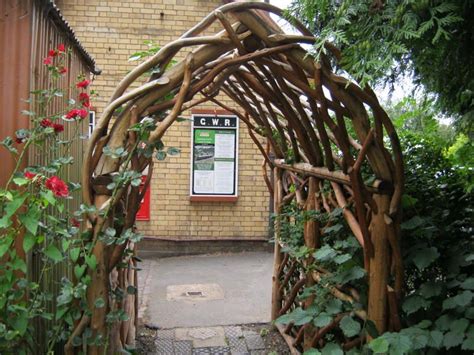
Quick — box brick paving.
[151,325,272,355]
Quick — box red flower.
[24,171,36,180]
[53,123,64,133]
[65,108,88,120]
[78,92,90,107]
[76,79,90,89]
[59,67,67,74]
[48,49,57,57]
[57,43,65,52]
[45,176,69,197]
[77,109,88,119]
[40,118,53,128]
[43,56,53,65]
[70,218,80,228]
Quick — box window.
[88,111,96,138]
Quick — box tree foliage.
[288,0,474,131]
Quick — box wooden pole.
[367,194,391,334]
[271,167,283,321]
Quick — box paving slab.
[176,326,227,347]
[142,252,273,328]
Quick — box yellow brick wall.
[57,0,270,240]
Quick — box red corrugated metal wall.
[0,0,33,186]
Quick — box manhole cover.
[166,283,224,301]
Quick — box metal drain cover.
[166,283,224,301]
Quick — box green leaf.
[155,150,167,161]
[11,257,27,273]
[340,316,361,337]
[384,332,412,355]
[5,194,27,217]
[462,335,474,351]
[427,330,443,349]
[419,282,443,298]
[23,233,36,252]
[0,237,13,258]
[321,342,342,355]
[276,307,312,326]
[13,177,29,186]
[44,244,63,262]
[303,349,321,355]
[18,205,41,235]
[40,190,56,206]
[74,264,86,279]
[334,254,351,264]
[401,216,424,230]
[450,318,469,333]
[334,266,366,284]
[11,315,28,336]
[400,327,428,350]
[443,291,474,310]
[466,307,474,319]
[435,314,456,331]
[314,313,332,327]
[86,255,97,270]
[127,285,137,295]
[443,331,464,349]
[403,295,428,315]
[70,247,81,262]
[368,337,389,354]
[167,147,180,156]
[325,299,342,315]
[94,297,105,309]
[413,247,439,271]
[364,319,380,338]
[313,245,337,261]
[461,277,474,290]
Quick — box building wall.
[56,0,271,240]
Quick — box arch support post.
[271,166,283,321]
[367,193,391,334]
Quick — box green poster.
[194,129,215,144]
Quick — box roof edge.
[42,0,101,75]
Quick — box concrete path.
[139,252,274,329]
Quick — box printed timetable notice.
[191,115,238,197]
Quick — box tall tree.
[289,0,474,132]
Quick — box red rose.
[45,176,69,197]
[40,118,53,128]
[48,49,57,57]
[76,79,90,89]
[53,123,64,133]
[59,67,67,74]
[43,56,53,65]
[70,218,80,228]
[24,171,36,180]
[57,43,66,52]
[78,92,90,107]
[65,108,88,120]
[77,109,88,119]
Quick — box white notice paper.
[214,161,234,194]
[193,170,214,193]
[214,133,235,159]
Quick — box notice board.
[190,113,238,200]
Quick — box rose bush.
[0,44,96,353]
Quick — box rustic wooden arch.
[76,2,403,354]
